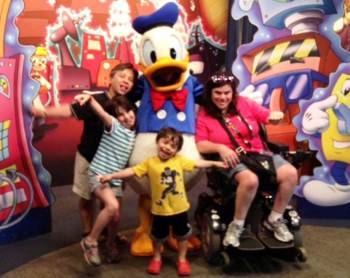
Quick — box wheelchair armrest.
[286,149,316,168]
[266,141,289,154]
[201,153,221,161]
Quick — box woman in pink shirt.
[195,71,298,248]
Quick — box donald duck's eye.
[170,48,176,59]
[150,51,157,63]
[169,35,183,60]
[142,40,157,66]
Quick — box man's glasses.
[211,74,234,83]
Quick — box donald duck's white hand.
[302,95,338,135]
[239,84,264,105]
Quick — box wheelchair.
[194,141,311,267]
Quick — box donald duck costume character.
[127,2,204,256]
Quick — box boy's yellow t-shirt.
[132,155,195,216]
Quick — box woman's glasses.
[211,74,234,83]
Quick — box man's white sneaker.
[222,222,244,247]
[263,218,294,242]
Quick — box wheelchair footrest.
[257,230,294,249]
[237,230,265,251]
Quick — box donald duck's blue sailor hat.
[132,2,179,34]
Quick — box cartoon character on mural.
[298,64,350,206]
[0,0,52,244]
[127,2,203,256]
[31,46,53,111]
[231,0,350,212]
[333,0,350,52]
[30,46,52,106]
[47,5,136,92]
[231,0,340,150]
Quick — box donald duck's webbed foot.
[131,231,154,257]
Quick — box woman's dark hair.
[110,62,139,86]
[105,95,137,118]
[202,71,239,119]
[156,127,184,151]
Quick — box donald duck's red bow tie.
[151,89,188,111]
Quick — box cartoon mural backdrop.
[0,0,52,244]
[1,0,228,244]
[19,0,228,187]
[230,0,350,218]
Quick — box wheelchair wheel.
[296,247,308,262]
[293,229,303,248]
[200,212,222,264]
[292,229,307,262]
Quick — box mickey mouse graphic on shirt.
[156,167,181,206]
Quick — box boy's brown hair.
[156,127,184,151]
[110,62,139,86]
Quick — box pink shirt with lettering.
[195,96,270,153]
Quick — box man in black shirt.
[32,63,138,238]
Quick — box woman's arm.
[99,167,135,183]
[74,94,113,128]
[196,140,225,154]
[196,140,240,168]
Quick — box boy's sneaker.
[177,260,191,276]
[263,218,294,242]
[115,233,128,245]
[147,259,162,275]
[106,246,121,264]
[222,222,244,247]
[80,238,101,266]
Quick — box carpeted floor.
[2,224,350,277]
[1,185,350,277]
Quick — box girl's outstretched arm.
[99,167,135,183]
[74,92,113,128]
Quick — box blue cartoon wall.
[229,0,350,218]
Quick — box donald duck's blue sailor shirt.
[134,75,203,134]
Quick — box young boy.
[74,93,137,266]
[100,127,226,276]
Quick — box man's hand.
[31,97,46,117]
[74,94,91,106]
